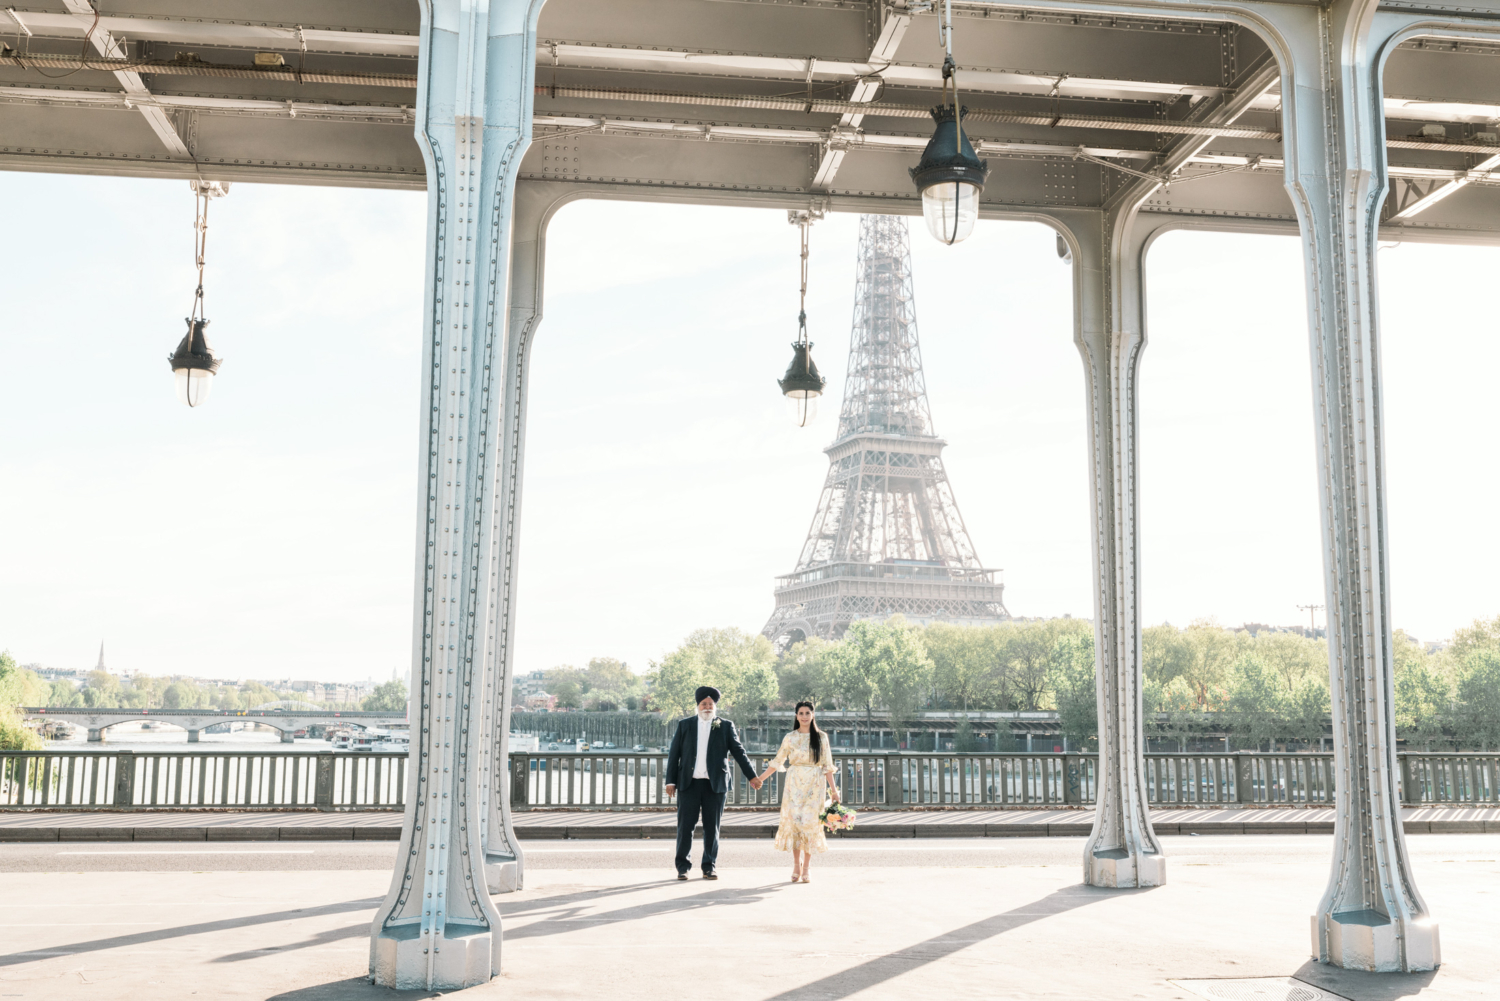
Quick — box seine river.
[45,722,348,753]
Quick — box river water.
[44,722,344,753]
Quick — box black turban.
[694,686,721,705]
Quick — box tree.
[953,714,979,752]
[829,616,933,744]
[1141,624,1194,687]
[1449,614,1500,666]
[1225,655,1286,750]
[1003,622,1059,711]
[1394,631,1451,750]
[648,627,779,722]
[0,651,45,751]
[1252,631,1326,693]
[1454,649,1500,751]
[1049,632,1096,751]
[1180,619,1243,708]
[363,679,409,713]
[585,657,639,695]
[775,636,838,707]
[161,679,205,710]
[48,680,81,707]
[924,623,997,710]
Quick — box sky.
[1,171,1497,683]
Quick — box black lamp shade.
[779,342,826,398]
[909,105,989,193]
[169,318,222,374]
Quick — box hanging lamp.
[778,210,826,426]
[169,181,228,407]
[909,0,988,244]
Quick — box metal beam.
[813,7,910,190]
[58,0,189,158]
[6,10,418,56]
[1388,152,1500,219]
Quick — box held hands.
[749,776,764,790]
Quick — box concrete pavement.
[0,835,1495,1000]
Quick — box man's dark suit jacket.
[665,715,757,794]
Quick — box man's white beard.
[698,709,716,721]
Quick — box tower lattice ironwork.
[762,214,1009,646]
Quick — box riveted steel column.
[1061,204,1164,890]
[1271,0,1439,972]
[483,179,560,894]
[369,0,542,990]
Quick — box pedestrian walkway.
[1,805,1496,841]
[2,835,1496,1000]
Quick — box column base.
[1085,847,1166,888]
[1313,910,1440,972]
[280,730,295,743]
[187,730,200,743]
[372,922,499,990]
[485,855,521,894]
[87,729,104,743]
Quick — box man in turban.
[664,686,762,880]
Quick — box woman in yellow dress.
[756,701,839,883]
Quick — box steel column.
[1271,0,1440,972]
[482,179,557,894]
[369,0,541,990]
[1062,201,1163,890]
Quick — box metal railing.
[5,750,1497,812]
[507,750,1500,811]
[0,750,405,811]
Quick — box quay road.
[1,835,1496,1000]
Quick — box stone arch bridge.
[21,707,409,743]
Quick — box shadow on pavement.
[0,896,384,969]
[1293,958,1439,1000]
[213,921,370,963]
[494,878,667,917]
[264,976,441,1001]
[504,879,785,941]
[757,883,1122,1001]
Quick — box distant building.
[524,692,557,712]
[516,671,549,697]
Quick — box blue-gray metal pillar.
[1056,51,1278,890]
[1270,0,1440,971]
[483,179,560,894]
[369,0,541,989]
[1062,204,1163,890]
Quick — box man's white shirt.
[692,713,714,779]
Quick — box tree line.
[642,614,1500,751]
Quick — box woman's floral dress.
[769,731,836,853]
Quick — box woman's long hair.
[794,700,825,764]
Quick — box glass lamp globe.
[168,318,222,408]
[174,367,216,407]
[921,179,981,245]
[785,391,819,427]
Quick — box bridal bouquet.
[819,801,857,833]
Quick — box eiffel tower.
[762,214,1010,647]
